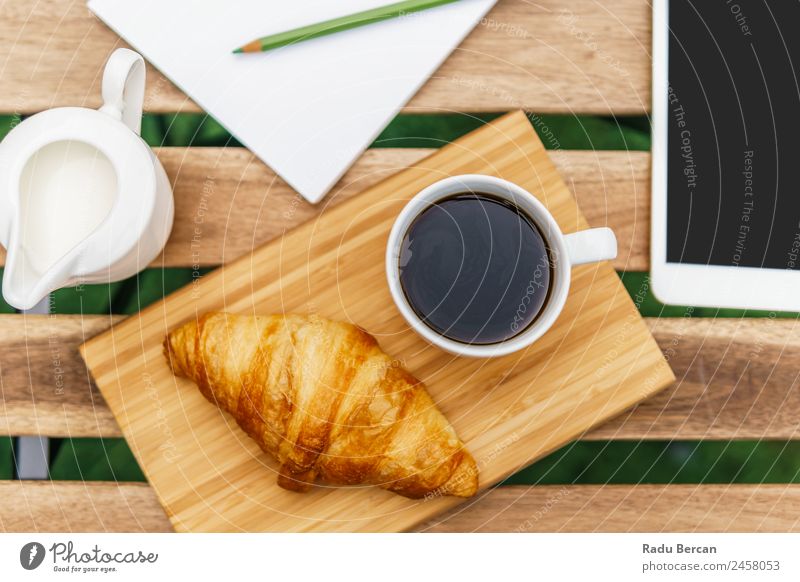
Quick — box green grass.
[48,268,208,315]
[49,438,145,482]
[506,441,800,485]
[133,111,652,151]
[372,113,650,150]
[619,272,799,320]
[2,111,796,488]
[0,438,12,479]
[33,438,800,486]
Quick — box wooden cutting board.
[80,111,674,532]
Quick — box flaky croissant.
[163,312,478,499]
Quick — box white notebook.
[88,0,496,203]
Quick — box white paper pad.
[88,0,496,203]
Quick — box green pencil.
[233,0,460,53]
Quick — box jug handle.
[98,48,146,136]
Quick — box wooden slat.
[2,482,797,532]
[424,484,800,532]
[0,314,121,437]
[2,315,799,440]
[0,481,171,532]
[0,148,651,271]
[593,317,800,440]
[0,0,650,115]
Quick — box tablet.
[651,0,800,310]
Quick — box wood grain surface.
[594,317,800,440]
[0,147,651,271]
[0,313,121,437]
[79,112,672,532]
[2,482,798,533]
[0,481,172,533]
[0,0,650,115]
[422,484,800,532]
[4,316,798,440]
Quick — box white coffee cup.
[385,175,618,358]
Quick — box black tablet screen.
[667,0,800,269]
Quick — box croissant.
[163,312,478,499]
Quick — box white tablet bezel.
[650,0,799,311]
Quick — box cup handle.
[98,48,146,136]
[563,227,618,266]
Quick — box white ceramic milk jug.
[0,48,174,310]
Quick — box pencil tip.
[234,40,264,54]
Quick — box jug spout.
[2,245,76,310]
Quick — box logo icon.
[20,542,45,570]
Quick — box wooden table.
[2,0,799,532]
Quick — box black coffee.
[399,193,552,345]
